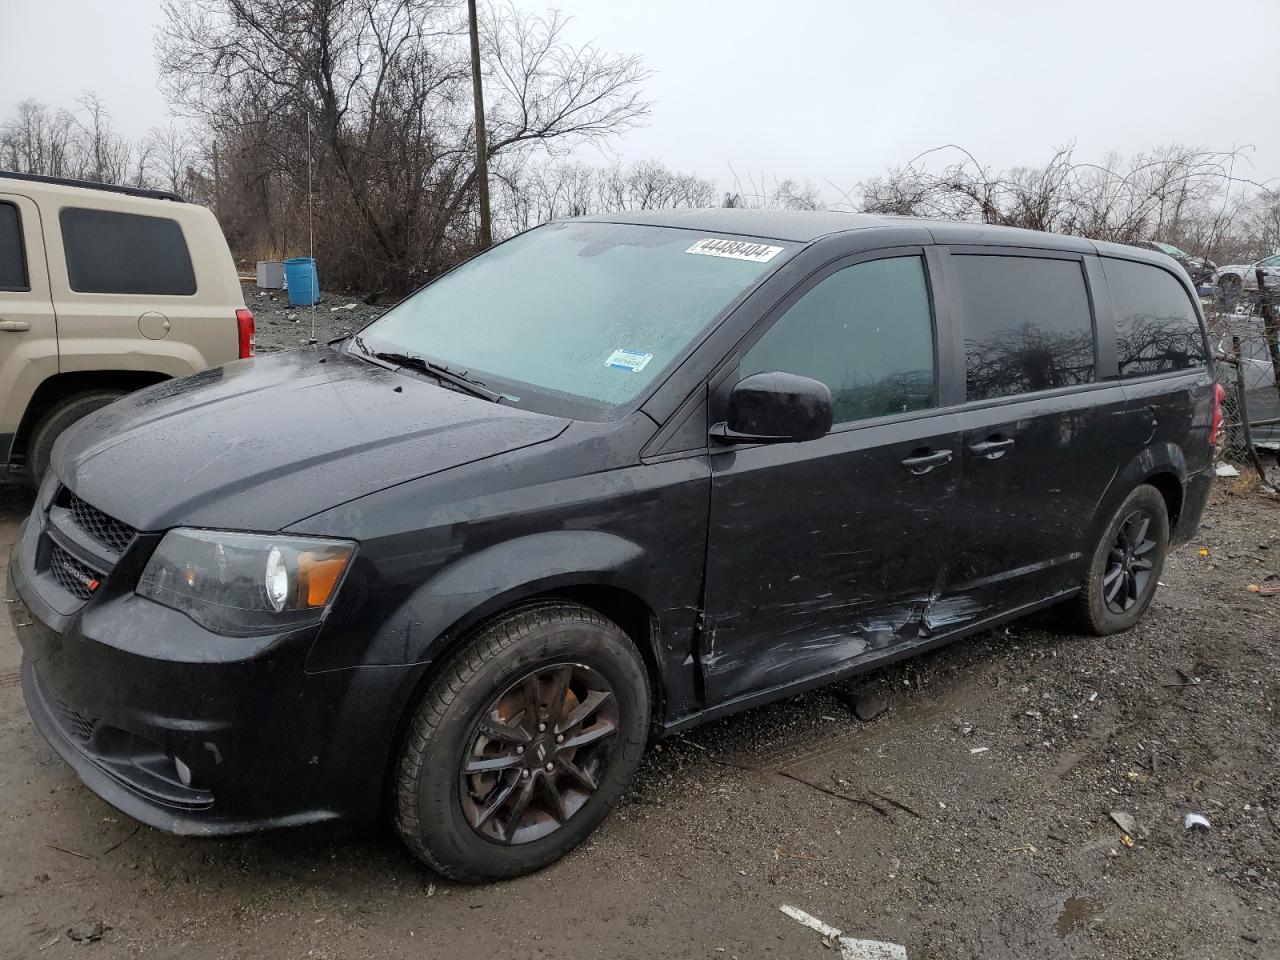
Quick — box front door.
[0,194,57,465]
[701,252,962,706]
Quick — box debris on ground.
[1215,463,1242,478]
[66,920,108,943]
[1109,811,1138,836]
[1184,813,1212,831]
[1246,583,1280,595]
[779,905,907,960]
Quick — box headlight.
[138,529,355,636]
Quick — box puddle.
[1055,897,1103,939]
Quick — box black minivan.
[9,210,1218,881]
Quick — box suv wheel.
[1072,484,1170,635]
[25,390,126,491]
[394,602,650,882]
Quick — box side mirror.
[711,371,833,444]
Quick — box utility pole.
[467,0,492,249]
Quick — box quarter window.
[954,255,1095,401]
[60,208,196,295]
[1104,258,1206,377]
[0,201,27,291]
[740,256,936,424]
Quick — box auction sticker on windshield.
[605,349,654,372]
[685,238,784,263]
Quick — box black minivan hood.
[55,349,569,532]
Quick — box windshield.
[354,222,785,418]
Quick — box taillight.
[1209,382,1226,447]
[236,308,256,359]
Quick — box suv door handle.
[901,449,953,475]
[0,320,31,332]
[968,437,1015,459]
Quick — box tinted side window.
[0,201,28,291]
[954,255,1095,401]
[60,208,196,295]
[1105,258,1206,377]
[741,256,935,424]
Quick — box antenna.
[307,112,317,345]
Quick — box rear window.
[0,201,28,291]
[953,255,1096,401]
[1104,258,1207,377]
[60,208,196,295]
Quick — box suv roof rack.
[0,170,185,203]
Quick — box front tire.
[1072,485,1170,635]
[394,602,650,882]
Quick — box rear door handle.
[968,438,1015,459]
[901,449,953,475]
[0,320,31,332]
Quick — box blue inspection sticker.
[605,349,654,372]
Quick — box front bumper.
[9,511,415,836]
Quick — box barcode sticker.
[686,238,784,263]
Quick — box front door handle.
[901,448,953,475]
[968,437,1015,459]
[0,320,31,332]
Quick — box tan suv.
[0,172,251,489]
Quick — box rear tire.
[394,602,650,883]
[24,390,126,491]
[1072,484,1170,635]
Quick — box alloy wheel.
[1103,509,1157,614]
[458,663,618,845]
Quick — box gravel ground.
[0,479,1277,959]
[244,286,384,354]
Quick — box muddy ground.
[1,476,1277,960]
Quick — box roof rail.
[0,170,185,203]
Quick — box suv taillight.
[1210,382,1226,447]
[236,308,256,359]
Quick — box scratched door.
[699,253,964,706]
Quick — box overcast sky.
[3,0,1278,197]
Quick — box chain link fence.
[1204,284,1280,488]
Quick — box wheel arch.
[366,578,667,830]
[1088,443,1189,551]
[9,369,170,462]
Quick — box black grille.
[49,543,102,600]
[65,493,136,553]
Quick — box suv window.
[60,208,196,295]
[0,201,28,291]
[1104,258,1206,377]
[954,255,1095,401]
[740,256,936,424]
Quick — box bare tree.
[145,123,199,196]
[0,99,78,177]
[857,142,1274,259]
[71,92,131,184]
[158,0,651,293]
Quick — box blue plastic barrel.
[284,257,319,306]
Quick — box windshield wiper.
[370,349,506,403]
